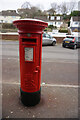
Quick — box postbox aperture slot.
[22,38,36,43]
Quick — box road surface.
[0,40,79,119]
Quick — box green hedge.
[1,23,16,29]
[59,29,68,33]
[1,29,17,33]
[48,25,57,29]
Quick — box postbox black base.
[20,88,41,106]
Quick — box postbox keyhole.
[36,66,40,71]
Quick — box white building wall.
[72,21,79,27]
[70,17,80,27]
[48,21,63,28]
[70,17,73,27]
[56,22,63,28]
[53,22,56,26]
[0,16,20,23]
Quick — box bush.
[48,25,57,30]
[59,29,68,33]
[44,27,52,32]
[71,11,80,16]
[1,29,17,33]
[1,29,7,33]
[1,23,16,29]
[73,29,78,32]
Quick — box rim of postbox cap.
[15,18,46,22]
[13,18,48,33]
[13,18,48,27]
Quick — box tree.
[60,2,69,15]
[59,1,76,15]
[30,7,41,18]
[17,2,43,19]
[17,8,31,18]
[68,1,75,13]
[47,8,56,15]
[50,1,76,15]
[21,1,31,9]
[50,2,58,13]
[79,1,80,11]
[71,11,80,16]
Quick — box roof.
[0,10,20,16]
[73,16,80,21]
[34,16,48,22]
[47,9,56,14]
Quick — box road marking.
[41,84,79,88]
[1,57,78,64]
[1,82,79,88]
[42,60,78,64]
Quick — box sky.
[0,0,80,11]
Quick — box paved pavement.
[0,40,79,119]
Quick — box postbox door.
[20,37,41,93]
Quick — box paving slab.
[2,83,78,118]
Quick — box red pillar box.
[13,19,48,106]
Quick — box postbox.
[13,19,48,106]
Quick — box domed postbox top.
[13,18,48,34]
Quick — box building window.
[56,16,60,20]
[50,22,53,25]
[5,21,7,23]
[48,22,53,25]
[1,20,3,23]
[53,22,55,25]
[3,20,5,23]
[58,22,61,25]
[47,16,49,19]
[51,16,54,20]
[12,16,16,18]
[74,22,78,25]
[10,20,13,23]
[4,16,6,18]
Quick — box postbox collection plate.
[25,47,33,61]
